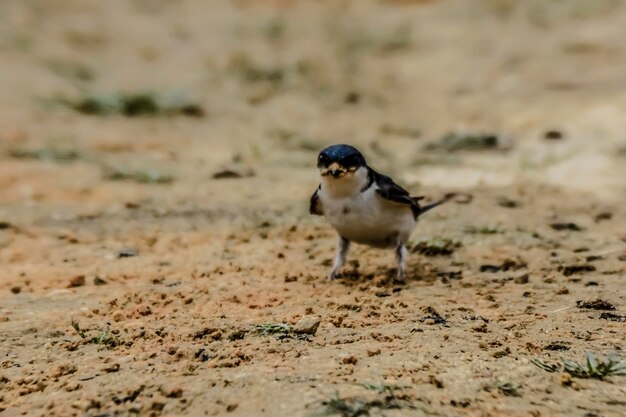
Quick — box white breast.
[319,170,417,247]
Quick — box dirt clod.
[514,274,530,284]
[576,299,615,310]
[550,222,583,231]
[560,264,596,276]
[599,312,626,322]
[341,354,358,365]
[366,348,381,357]
[68,275,85,288]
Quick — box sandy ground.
[1,0,625,416]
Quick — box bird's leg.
[394,242,408,284]
[329,236,350,280]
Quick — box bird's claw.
[394,272,406,285]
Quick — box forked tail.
[413,193,456,217]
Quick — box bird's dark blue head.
[317,144,366,178]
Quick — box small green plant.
[425,132,503,152]
[532,352,626,380]
[464,225,505,235]
[71,320,86,338]
[331,21,413,55]
[379,23,412,52]
[103,167,175,184]
[319,383,423,417]
[250,323,311,341]
[70,321,120,348]
[495,380,522,397]
[58,92,204,117]
[8,147,80,163]
[261,17,286,41]
[90,327,119,348]
[44,59,95,82]
[358,382,407,396]
[252,323,291,336]
[531,358,560,373]
[229,55,285,84]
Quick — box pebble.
[341,354,358,365]
[68,275,85,288]
[93,277,107,286]
[514,274,530,284]
[293,315,321,335]
[366,348,381,357]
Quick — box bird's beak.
[322,162,346,178]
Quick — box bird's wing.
[372,169,441,218]
[372,170,416,204]
[309,186,323,215]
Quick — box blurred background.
[1,0,625,247]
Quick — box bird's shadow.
[336,262,439,288]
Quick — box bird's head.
[317,144,366,179]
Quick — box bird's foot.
[394,272,406,285]
[328,270,340,281]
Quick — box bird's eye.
[343,155,361,167]
[318,154,329,166]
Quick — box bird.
[309,144,451,283]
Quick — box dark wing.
[309,186,323,215]
[372,169,455,219]
[372,170,421,218]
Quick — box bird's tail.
[413,193,456,217]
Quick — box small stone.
[594,212,612,222]
[472,323,488,333]
[560,373,574,387]
[68,275,85,288]
[136,304,152,316]
[514,274,529,284]
[150,400,165,412]
[118,248,138,258]
[544,130,563,140]
[492,347,511,358]
[556,287,569,295]
[366,348,381,357]
[423,318,436,325]
[293,315,321,335]
[93,277,107,286]
[497,197,521,208]
[65,382,81,392]
[10,286,21,294]
[341,354,358,365]
[226,404,238,412]
[101,363,120,373]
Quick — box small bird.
[310,144,451,283]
